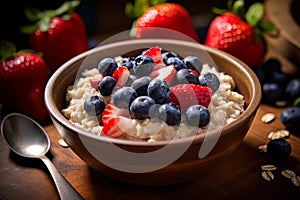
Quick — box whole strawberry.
[125,0,199,42]
[205,0,277,67]
[21,1,88,72]
[0,41,49,122]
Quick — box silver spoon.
[1,113,83,200]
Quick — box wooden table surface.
[0,103,300,200]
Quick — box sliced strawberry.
[190,69,200,77]
[150,65,176,85]
[89,76,103,90]
[170,84,212,112]
[101,116,136,138]
[101,117,124,138]
[112,66,130,87]
[101,102,130,126]
[143,46,164,64]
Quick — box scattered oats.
[281,170,296,179]
[268,130,290,140]
[262,170,274,181]
[275,100,288,107]
[258,144,268,152]
[291,176,300,187]
[58,139,69,148]
[261,164,277,171]
[261,113,276,124]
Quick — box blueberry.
[147,79,171,104]
[253,67,266,84]
[198,75,208,87]
[158,103,181,125]
[183,56,203,74]
[281,107,300,133]
[262,82,285,103]
[267,138,292,160]
[202,72,220,92]
[285,79,300,102]
[262,58,281,74]
[176,69,200,85]
[118,57,135,70]
[112,87,138,109]
[268,71,290,85]
[131,76,152,96]
[98,76,116,96]
[130,96,155,119]
[98,58,118,77]
[84,95,106,115]
[125,75,137,86]
[166,57,187,71]
[162,51,178,64]
[133,55,154,77]
[185,105,210,127]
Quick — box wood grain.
[1,104,300,200]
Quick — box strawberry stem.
[20,0,80,34]
[125,0,166,19]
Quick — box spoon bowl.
[1,113,83,200]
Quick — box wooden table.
[0,103,300,200]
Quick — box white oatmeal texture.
[62,63,245,141]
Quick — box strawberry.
[205,0,277,67]
[112,66,130,88]
[0,41,49,122]
[149,65,176,85]
[125,1,199,42]
[101,102,130,126]
[169,84,212,112]
[101,116,136,138]
[143,46,164,64]
[20,1,88,72]
[89,76,103,90]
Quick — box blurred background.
[0,0,263,49]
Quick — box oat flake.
[291,176,300,187]
[261,165,276,171]
[281,170,296,179]
[268,130,289,140]
[262,171,274,181]
[258,144,268,152]
[58,139,69,148]
[261,113,276,124]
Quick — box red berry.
[112,66,130,87]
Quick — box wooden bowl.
[45,39,261,185]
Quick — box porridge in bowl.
[62,46,245,142]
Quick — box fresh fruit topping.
[125,1,199,42]
[112,66,130,87]
[133,55,154,77]
[166,57,188,71]
[101,117,124,138]
[262,82,285,104]
[0,40,49,122]
[143,46,164,64]
[201,72,220,92]
[101,102,130,126]
[21,1,88,72]
[267,138,292,160]
[285,79,300,103]
[125,75,138,86]
[176,68,200,85]
[149,65,176,85]
[162,51,178,64]
[84,95,106,116]
[183,56,203,74]
[147,79,171,104]
[170,84,212,111]
[117,57,135,70]
[112,87,138,109]
[131,76,152,96]
[205,0,278,67]
[89,77,103,90]
[158,102,181,125]
[130,96,156,120]
[185,105,210,127]
[98,76,116,96]
[98,58,118,77]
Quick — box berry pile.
[254,58,300,106]
[83,46,220,138]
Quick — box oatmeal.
[62,47,245,142]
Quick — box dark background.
[0,0,262,50]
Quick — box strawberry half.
[101,102,130,126]
[143,46,164,64]
[169,84,212,112]
[101,116,136,138]
[149,65,176,85]
[112,66,130,87]
[89,76,103,90]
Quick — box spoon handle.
[40,155,84,200]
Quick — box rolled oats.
[291,176,300,187]
[58,139,69,148]
[268,130,289,140]
[261,165,276,171]
[261,113,276,124]
[258,144,268,152]
[262,170,274,181]
[281,169,296,179]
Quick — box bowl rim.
[45,38,261,147]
